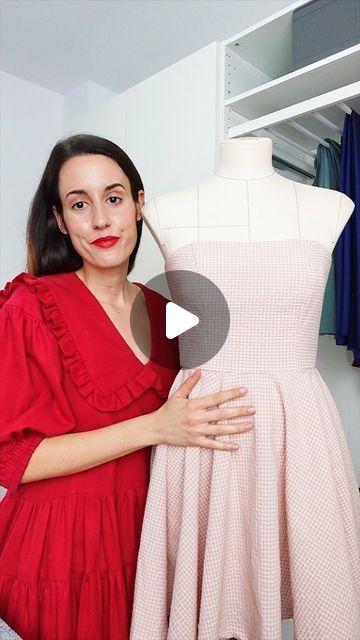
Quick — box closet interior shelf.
[220,0,360,175]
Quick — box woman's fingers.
[191,386,248,410]
[188,405,255,426]
[197,437,241,452]
[174,369,201,399]
[174,375,248,410]
[155,373,256,450]
[204,421,253,437]
[173,374,252,426]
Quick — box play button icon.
[166,302,199,339]
[130,269,230,369]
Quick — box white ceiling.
[0,0,294,95]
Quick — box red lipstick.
[91,236,120,248]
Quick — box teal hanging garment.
[313,138,341,335]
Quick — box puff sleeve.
[0,304,76,493]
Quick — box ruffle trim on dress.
[0,272,170,412]
[0,272,30,308]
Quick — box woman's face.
[53,154,144,271]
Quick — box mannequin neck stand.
[215,137,275,180]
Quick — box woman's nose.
[92,205,111,229]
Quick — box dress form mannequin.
[142,137,354,257]
[131,136,360,640]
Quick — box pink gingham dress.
[131,237,360,640]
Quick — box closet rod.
[272,155,315,180]
[251,130,314,174]
[312,112,342,133]
[287,121,330,148]
[266,127,317,158]
[338,102,352,114]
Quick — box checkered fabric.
[130,238,360,640]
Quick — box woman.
[0,134,255,640]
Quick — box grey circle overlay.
[130,270,230,369]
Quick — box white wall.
[64,42,219,285]
[64,81,116,121]
[0,71,64,285]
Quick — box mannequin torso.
[131,139,360,640]
[142,137,354,259]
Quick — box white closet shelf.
[225,45,360,120]
[227,81,360,139]
[224,0,306,80]
[219,0,359,175]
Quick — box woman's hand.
[152,369,255,451]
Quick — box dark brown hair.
[26,133,144,275]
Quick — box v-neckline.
[69,271,154,368]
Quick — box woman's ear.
[136,190,145,221]
[52,206,68,234]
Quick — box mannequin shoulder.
[142,184,198,229]
[296,181,354,243]
[296,181,354,215]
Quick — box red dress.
[0,271,179,640]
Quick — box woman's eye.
[72,201,86,210]
[71,196,122,210]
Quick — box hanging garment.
[130,183,360,640]
[335,110,360,367]
[0,271,178,640]
[313,138,341,335]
